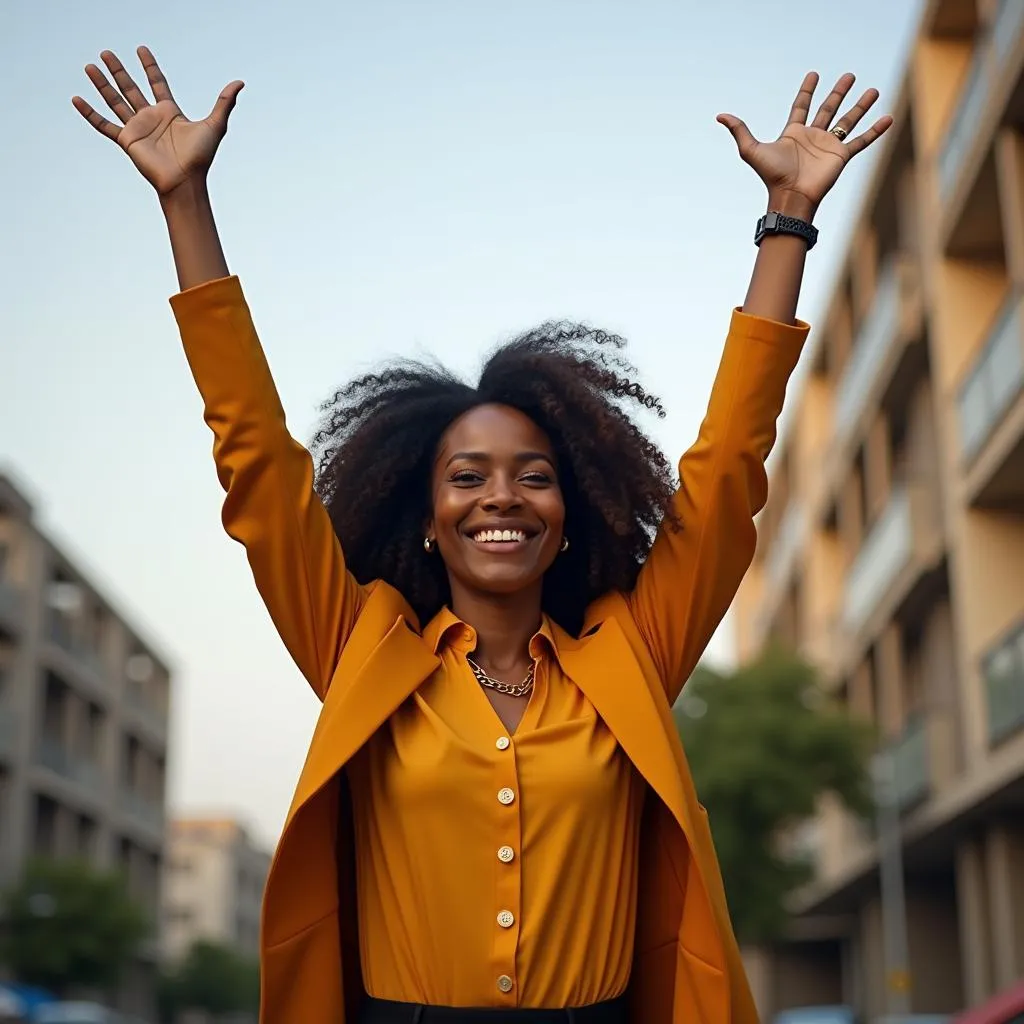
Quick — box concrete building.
[734,0,1024,1017]
[0,471,172,1012]
[162,818,271,963]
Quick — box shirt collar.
[423,606,559,663]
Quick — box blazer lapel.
[558,615,699,844]
[289,615,440,816]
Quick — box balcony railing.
[0,577,25,635]
[891,716,930,812]
[984,622,1024,746]
[995,0,1024,68]
[958,295,1024,459]
[120,789,165,832]
[46,614,111,689]
[36,736,104,791]
[843,485,914,632]
[123,687,168,737]
[939,46,990,198]
[834,260,902,442]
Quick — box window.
[76,815,97,859]
[984,621,1024,745]
[166,905,194,925]
[33,795,58,857]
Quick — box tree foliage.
[676,647,874,942]
[159,940,259,1022]
[0,858,148,996]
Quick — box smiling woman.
[72,43,890,1024]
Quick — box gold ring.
[830,125,848,141]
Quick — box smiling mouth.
[470,529,530,544]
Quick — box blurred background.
[1,0,1022,1021]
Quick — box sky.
[1,0,922,848]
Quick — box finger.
[206,80,245,129]
[85,63,134,124]
[786,71,820,126]
[100,50,151,112]
[137,46,175,103]
[717,113,758,159]
[831,88,880,137]
[71,95,121,142]
[845,115,894,158]
[811,73,856,129]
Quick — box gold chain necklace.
[466,656,535,698]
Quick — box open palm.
[718,72,893,211]
[72,47,243,196]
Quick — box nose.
[480,473,522,511]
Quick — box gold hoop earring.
[424,536,435,554]
[560,536,569,553]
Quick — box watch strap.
[754,211,818,250]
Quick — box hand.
[72,47,244,197]
[718,72,892,219]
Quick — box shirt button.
[495,736,510,750]
[497,787,515,805]
[497,910,515,928]
[497,975,513,994]
[497,845,515,863]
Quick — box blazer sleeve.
[170,276,366,701]
[626,308,809,704]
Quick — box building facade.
[0,471,172,1012]
[735,0,1024,1017]
[162,818,271,963]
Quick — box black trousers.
[358,994,629,1024]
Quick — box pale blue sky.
[2,1,921,846]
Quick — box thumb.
[207,80,245,130]
[717,113,757,159]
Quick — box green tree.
[159,940,259,1021]
[676,647,874,943]
[0,858,148,996]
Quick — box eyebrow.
[444,450,555,468]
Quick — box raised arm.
[628,71,892,703]
[73,48,364,699]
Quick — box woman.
[73,48,889,1024]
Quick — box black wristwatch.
[754,211,818,250]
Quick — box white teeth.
[473,529,527,543]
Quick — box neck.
[449,583,542,673]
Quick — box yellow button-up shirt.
[349,607,644,1007]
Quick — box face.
[428,403,566,603]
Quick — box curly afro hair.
[311,321,679,637]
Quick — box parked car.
[33,1003,124,1024]
[773,1008,857,1024]
[954,980,1024,1024]
[772,1007,951,1024]
[773,984,1024,1024]
[0,985,26,1024]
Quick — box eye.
[449,469,483,484]
[520,471,553,485]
